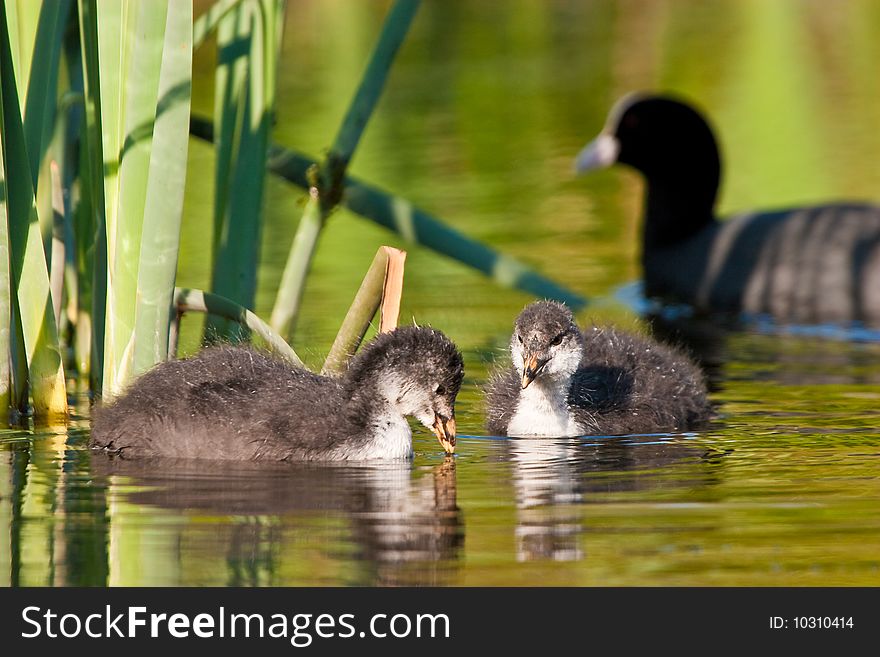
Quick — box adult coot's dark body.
[575,93,880,326]
[90,326,463,461]
[486,301,710,437]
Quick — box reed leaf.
[131,0,192,375]
[0,1,67,420]
[22,0,70,191]
[204,0,284,342]
[98,0,164,395]
[3,0,38,108]
[0,127,12,414]
[50,91,82,342]
[76,0,105,392]
[26,1,70,277]
[98,0,192,396]
[49,160,63,328]
[268,189,322,336]
[59,13,89,376]
[193,0,243,50]
[269,0,421,340]
[0,164,27,419]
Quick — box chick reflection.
[507,435,712,562]
[90,456,463,586]
[350,457,461,585]
[509,438,585,562]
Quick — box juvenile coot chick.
[575,93,880,326]
[486,301,710,437]
[90,326,464,461]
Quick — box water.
[3,0,880,586]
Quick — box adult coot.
[575,93,880,326]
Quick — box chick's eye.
[550,334,564,347]
[435,385,446,396]
[517,335,523,344]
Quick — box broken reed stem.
[322,246,406,376]
[379,247,405,332]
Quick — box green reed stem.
[269,0,421,341]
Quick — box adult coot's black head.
[575,93,721,245]
[576,94,718,176]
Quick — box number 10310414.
[770,616,854,629]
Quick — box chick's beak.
[521,354,546,389]
[433,413,456,455]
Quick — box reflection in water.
[648,311,880,388]
[2,444,28,587]
[507,435,719,562]
[509,439,584,562]
[89,455,463,586]
[0,435,109,587]
[349,456,461,585]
